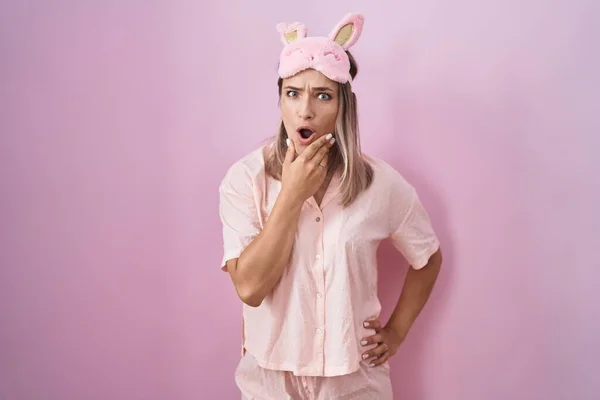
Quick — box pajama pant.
[235,352,394,400]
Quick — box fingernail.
[369,363,375,367]
[364,322,369,327]
[286,138,291,147]
[329,138,336,145]
[325,133,333,140]
[361,340,368,346]
[362,354,369,359]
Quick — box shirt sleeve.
[389,186,440,270]
[218,163,262,271]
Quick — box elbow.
[228,258,267,307]
[237,286,265,308]
[242,296,263,308]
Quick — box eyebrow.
[284,86,335,92]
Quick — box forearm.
[232,190,303,306]
[385,248,443,339]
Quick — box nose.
[297,97,315,120]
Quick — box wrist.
[277,189,304,213]
[385,321,409,341]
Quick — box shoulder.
[219,145,268,192]
[364,154,416,195]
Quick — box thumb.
[283,138,296,167]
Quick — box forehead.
[283,69,337,89]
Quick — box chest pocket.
[327,191,391,256]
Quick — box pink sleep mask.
[276,13,365,84]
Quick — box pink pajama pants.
[235,352,394,400]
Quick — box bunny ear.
[276,22,308,45]
[328,13,364,50]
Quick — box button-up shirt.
[219,146,440,377]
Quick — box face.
[280,69,339,154]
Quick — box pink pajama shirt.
[219,145,440,398]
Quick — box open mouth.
[298,128,315,140]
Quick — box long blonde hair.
[264,51,374,207]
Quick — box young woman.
[219,13,443,399]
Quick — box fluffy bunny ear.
[276,22,308,45]
[328,13,364,50]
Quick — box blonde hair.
[264,51,374,207]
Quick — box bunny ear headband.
[276,13,365,84]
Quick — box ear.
[276,22,308,45]
[328,13,364,50]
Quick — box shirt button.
[316,254,321,260]
[316,328,322,334]
[317,292,322,298]
[316,217,321,222]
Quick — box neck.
[314,169,336,206]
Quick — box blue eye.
[286,90,298,97]
[318,93,331,100]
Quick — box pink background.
[1,1,598,399]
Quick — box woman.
[219,12,442,399]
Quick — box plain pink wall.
[1,1,598,399]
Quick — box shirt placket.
[313,208,326,376]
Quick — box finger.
[283,138,296,167]
[311,150,329,172]
[308,136,335,171]
[316,157,328,172]
[299,133,333,161]
[362,342,388,361]
[313,139,334,167]
[360,333,384,347]
[369,351,390,367]
[363,319,382,331]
